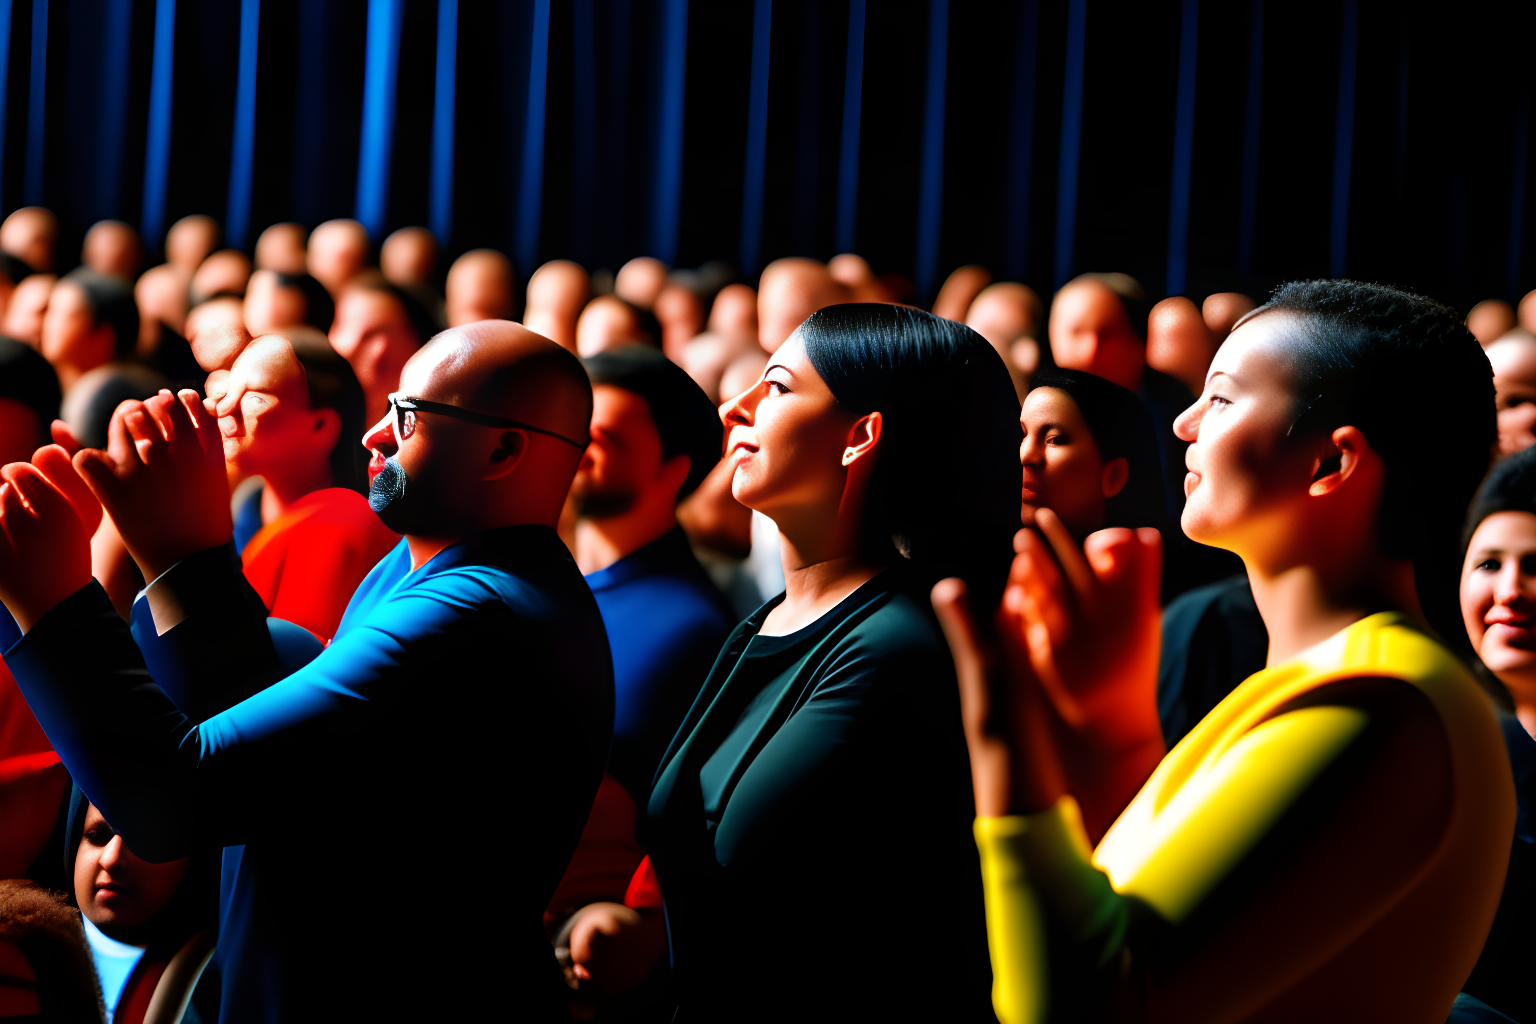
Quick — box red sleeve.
[623,855,663,910]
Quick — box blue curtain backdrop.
[0,0,1531,313]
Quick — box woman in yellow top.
[933,280,1516,1023]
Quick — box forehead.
[230,338,305,395]
[592,384,656,429]
[1022,386,1085,425]
[1470,509,1536,550]
[1206,310,1300,386]
[1488,338,1536,382]
[339,288,401,320]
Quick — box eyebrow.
[763,363,793,377]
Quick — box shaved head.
[405,320,592,448]
[256,222,309,275]
[0,207,58,272]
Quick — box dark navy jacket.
[6,526,613,1022]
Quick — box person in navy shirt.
[573,345,736,804]
[0,322,613,1021]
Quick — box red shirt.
[241,488,400,642]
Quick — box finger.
[932,578,991,718]
[104,400,144,472]
[31,445,102,534]
[123,403,169,464]
[1034,508,1095,600]
[49,420,82,455]
[178,389,226,467]
[1136,527,1164,609]
[1,463,78,523]
[158,388,200,457]
[1010,530,1071,643]
[142,391,178,443]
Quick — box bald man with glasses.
[0,322,614,1020]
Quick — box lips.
[1184,471,1201,498]
[367,450,388,484]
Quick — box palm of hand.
[1002,513,1163,753]
[0,462,93,632]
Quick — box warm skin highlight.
[1019,387,1128,542]
[74,803,189,943]
[1461,509,1536,739]
[719,330,883,636]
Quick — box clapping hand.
[0,461,93,632]
[935,510,1164,832]
[73,390,232,583]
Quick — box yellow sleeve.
[1094,704,1370,923]
[974,800,1125,1024]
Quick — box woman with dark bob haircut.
[937,280,1517,1022]
[641,304,1020,1020]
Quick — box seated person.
[253,222,307,275]
[966,282,1044,402]
[1486,328,1536,457]
[932,264,992,321]
[756,257,850,353]
[242,270,335,336]
[936,279,1514,1023]
[209,335,397,640]
[0,322,614,1018]
[307,219,369,295]
[81,221,144,282]
[572,345,735,804]
[182,297,251,374]
[576,295,656,358]
[445,249,516,326]
[1017,369,1170,837]
[328,277,436,426]
[1453,448,1536,1023]
[0,879,101,1022]
[165,216,219,276]
[613,257,668,310]
[0,207,57,273]
[380,227,437,291]
[1468,298,1517,345]
[41,270,140,395]
[523,259,589,353]
[188,250,251,307]
[2,272,53,348]
[653,283,703,359]
[69,792,217,1024]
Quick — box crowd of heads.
[1,193,1534,1018]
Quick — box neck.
[1246,552,1425,665]
[259,459,336,524]
[406,534,459,571]
[574,498,679,575]
[761,525,882,637]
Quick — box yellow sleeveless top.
[976,612,1516,1023]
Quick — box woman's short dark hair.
[1258,279,1495,642]
[274,272,336,333]
[1028,369,1168,539]
[800,303,1022,611]
[1464,445,1536,550]
[288,334,369,493]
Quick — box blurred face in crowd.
[82,221,143,280]
[1019,387,1127,542]
[308,220,369,294]
[445,250,516,326]
[205,336,338,479]
[0,207,57,271]
[1462,510,1536,723]
[1049,279,1146,392]
[245,270,310,336]
[255,222,308,275]
[1173,312,1322,559]
[74,803,188,941]
[720,331,862,525]
[41,279,114,387]
[1488,335,1536,457]
[381,227,438,288]
[571,385,674,519]
[166,215,219,273]
[4,273,54,346]
[330,286,421,423]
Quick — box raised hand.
[0,462,93,632]
[73,389,232,582]
[932,576,1067,818]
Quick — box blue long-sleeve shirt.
[6,525,613,1022]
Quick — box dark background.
[2,0,1530,315]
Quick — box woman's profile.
[936,280,1515,1022]
[641,303,1021,1020]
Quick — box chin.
[1483,645,1536,678]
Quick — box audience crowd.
[0,204,1530,1024]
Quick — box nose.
[1019,431,1043,466]
[719,383,760,430]
[1173,398,1203,443]
[1495,561,1530,606]
[362,411,398,456]
[99,835,125,871]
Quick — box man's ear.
[484,429,531,481]
[1101,456,1129,499]
[1308,425,1368,497]
[657,452,691,494]
[310,408,342,456]
[840,411,883,467]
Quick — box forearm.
[974,799,1128,1024]
[130,542,284,722]
[4,582,203,861]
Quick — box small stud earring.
[842,448,857,466]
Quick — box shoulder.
[824,590,948,672]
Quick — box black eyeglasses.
[387,392,588,448]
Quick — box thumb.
[50,419,83,456]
